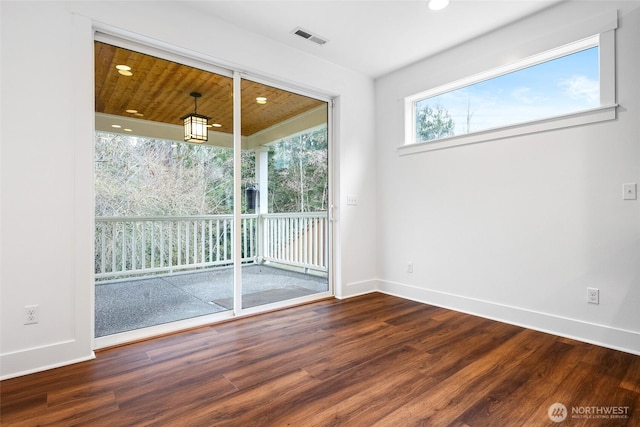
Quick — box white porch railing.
[95,212,327,280]
[263,212,327,272]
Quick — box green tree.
[416,104,455,142]
[95,126,328,218]
[268,127,328,213]
[95,133,239,216]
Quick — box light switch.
[623,183,637,200]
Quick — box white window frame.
[400,16,617,155]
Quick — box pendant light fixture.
[181,92,209,143]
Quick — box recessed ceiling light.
[134,113,144,117]
[118,70,133,76]
[115,65,131,71]
[124,128,133,132]
[256,97,267,104]
[428,0,449,11]
[111,124,122,128]
[212,123,222,128]
[125,109,138,114]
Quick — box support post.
[255,147,269,263]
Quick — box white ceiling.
[186,0,563,78]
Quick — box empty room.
[1,0,639,425]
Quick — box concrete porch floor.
[95,264,329,337]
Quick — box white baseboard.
[337,278,379,299]
[0,340,95,380]
[377,279,640,356]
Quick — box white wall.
[0,1,377,379]
[375,1,640,354]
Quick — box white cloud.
[558,75,599,105]
[511,86,544,105]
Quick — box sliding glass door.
[239,78,330,311]
[93,39,331,342]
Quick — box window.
[415,41,598,143]
[402,19,617,154]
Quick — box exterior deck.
[95,212,329,337]
[95,264,328,337]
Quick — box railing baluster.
[131,222,136,272]
[223,219,228,262]
[193,219,198,265]
[278,218,283,261]
[111,223,116,274]
[168,221,173,270]
[176,221,182,267]
[208,219,213,264]
[300,218,311,264]
[242,218,247,261]
[274,218,278,261]
[315,217,320,267]
[250,218,255,259]
[284,217,288,261]
[316,217,320,267]
[187,220,191,265]
[186,221,191,265]
[314,217,318,267]
[287,217,292,262]
[302,216,307,265]
[150,221,155,269]
[192,219,196,265]
[294,216,299,264]
[267,217,272,260]
[296,217,301,265]
[319,217,328,268]
[308,217,313,267]
[120,223,127,271]
[270,218,275,260]
[182,221,186,266]
[185,220,189,266]
[216,219,221,262]
[318,217,322,267]
[200,220,204,265]
[140,221,144,271]
[278,218,281,261]
[100,223,106,275]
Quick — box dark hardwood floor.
[1,293,639,426]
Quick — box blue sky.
[416,47,599,137]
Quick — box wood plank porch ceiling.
[94,42,324,137]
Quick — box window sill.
[398,104,617,156]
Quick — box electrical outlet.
[347,195,358,206]
[24,305,39,324]
[407,262,414,273]
[623,183,637,200]
[587,288,599,305]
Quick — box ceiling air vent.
[292,27,328,45]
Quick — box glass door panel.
[94,41,234,337]
[239,78,330,309]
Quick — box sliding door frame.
[233,72,334,317]
[93,26,336,349]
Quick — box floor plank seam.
[222,374,240,392]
